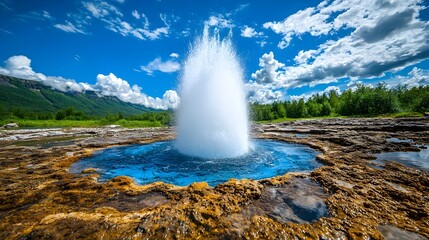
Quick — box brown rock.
[1,118,429,239]
[81,168,97,174]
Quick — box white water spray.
[176,27,249,159]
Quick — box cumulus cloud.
[246,52,288,103]
[253,0,429,93]
[251,52,285,84]
[95,73,179,109]
[323,85,341,95]
[381,67,429,89]
[0,55,89,92]
[404,67,429,87]
[0,55,179,109]
[245,81,283,103]
[170,53,179,58]
[289,85,342,101]
[241,26,260,38]
[263,6,332,49]
[141,57,181,75]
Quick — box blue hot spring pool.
[70,139,321,186]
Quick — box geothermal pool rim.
[69,138,323,186]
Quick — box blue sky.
[0,0,428,109]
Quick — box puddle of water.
[374,146,429,171]
[387,138,413,143]
[295,134,309,139]
[39,141,75,149]
[377,225,428,240]
[385,181,409,193]
[241,177,328,224]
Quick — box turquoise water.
[375,146,429,171]
[70,139,320,186]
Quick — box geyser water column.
[176,27,249,159]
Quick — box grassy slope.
[0,74,151,116]
[0,78,56,113]
[0,119,163,128]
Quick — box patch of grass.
[376,112,424,118]
[3,119,102,128]
[114,119,163,128]
[0,119,165,128]
[255,112,425,124]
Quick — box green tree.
[320,101,332,116]
[56,107,87,120]
[273,102,286,118]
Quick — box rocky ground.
[0,118,428,239]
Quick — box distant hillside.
[0,74,152,116]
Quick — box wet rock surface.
[240,176,328,224]
[0,118,428,239]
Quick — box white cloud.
[140,13,150,29]
[346,80,364,91]
[83,1,123,18]
[0,55,89,92]
[0,28,12,35]
[323,85,341,95]
[162,90,180,109]
[255,0,429,91]
[294,49,320,64]
[241,26,267,47]
[241,26,259,38]
[289,85,342,101]
[170,53,179,58]
[246,52,288,103]
[137,25,169,40]
[245,81,283,103]
[141,57,181,75]
[54,21,86,34]
[257,40,267,48]
[263,7,332,49]
[18,10,55,21]
[104,13,168,40]
[251,52,285,84]
[0,55,44,81]
[0,2,12,11]
[0,55,179,109]
[95,73,179,109]
[131,10,140,19]
[381,67,429,89]
[404,67,429,87]
[57,2,168,41]
[205,15,234,29]
[42,11,53,20]
[131,10,150,30]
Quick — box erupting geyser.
[176,27,249,159]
